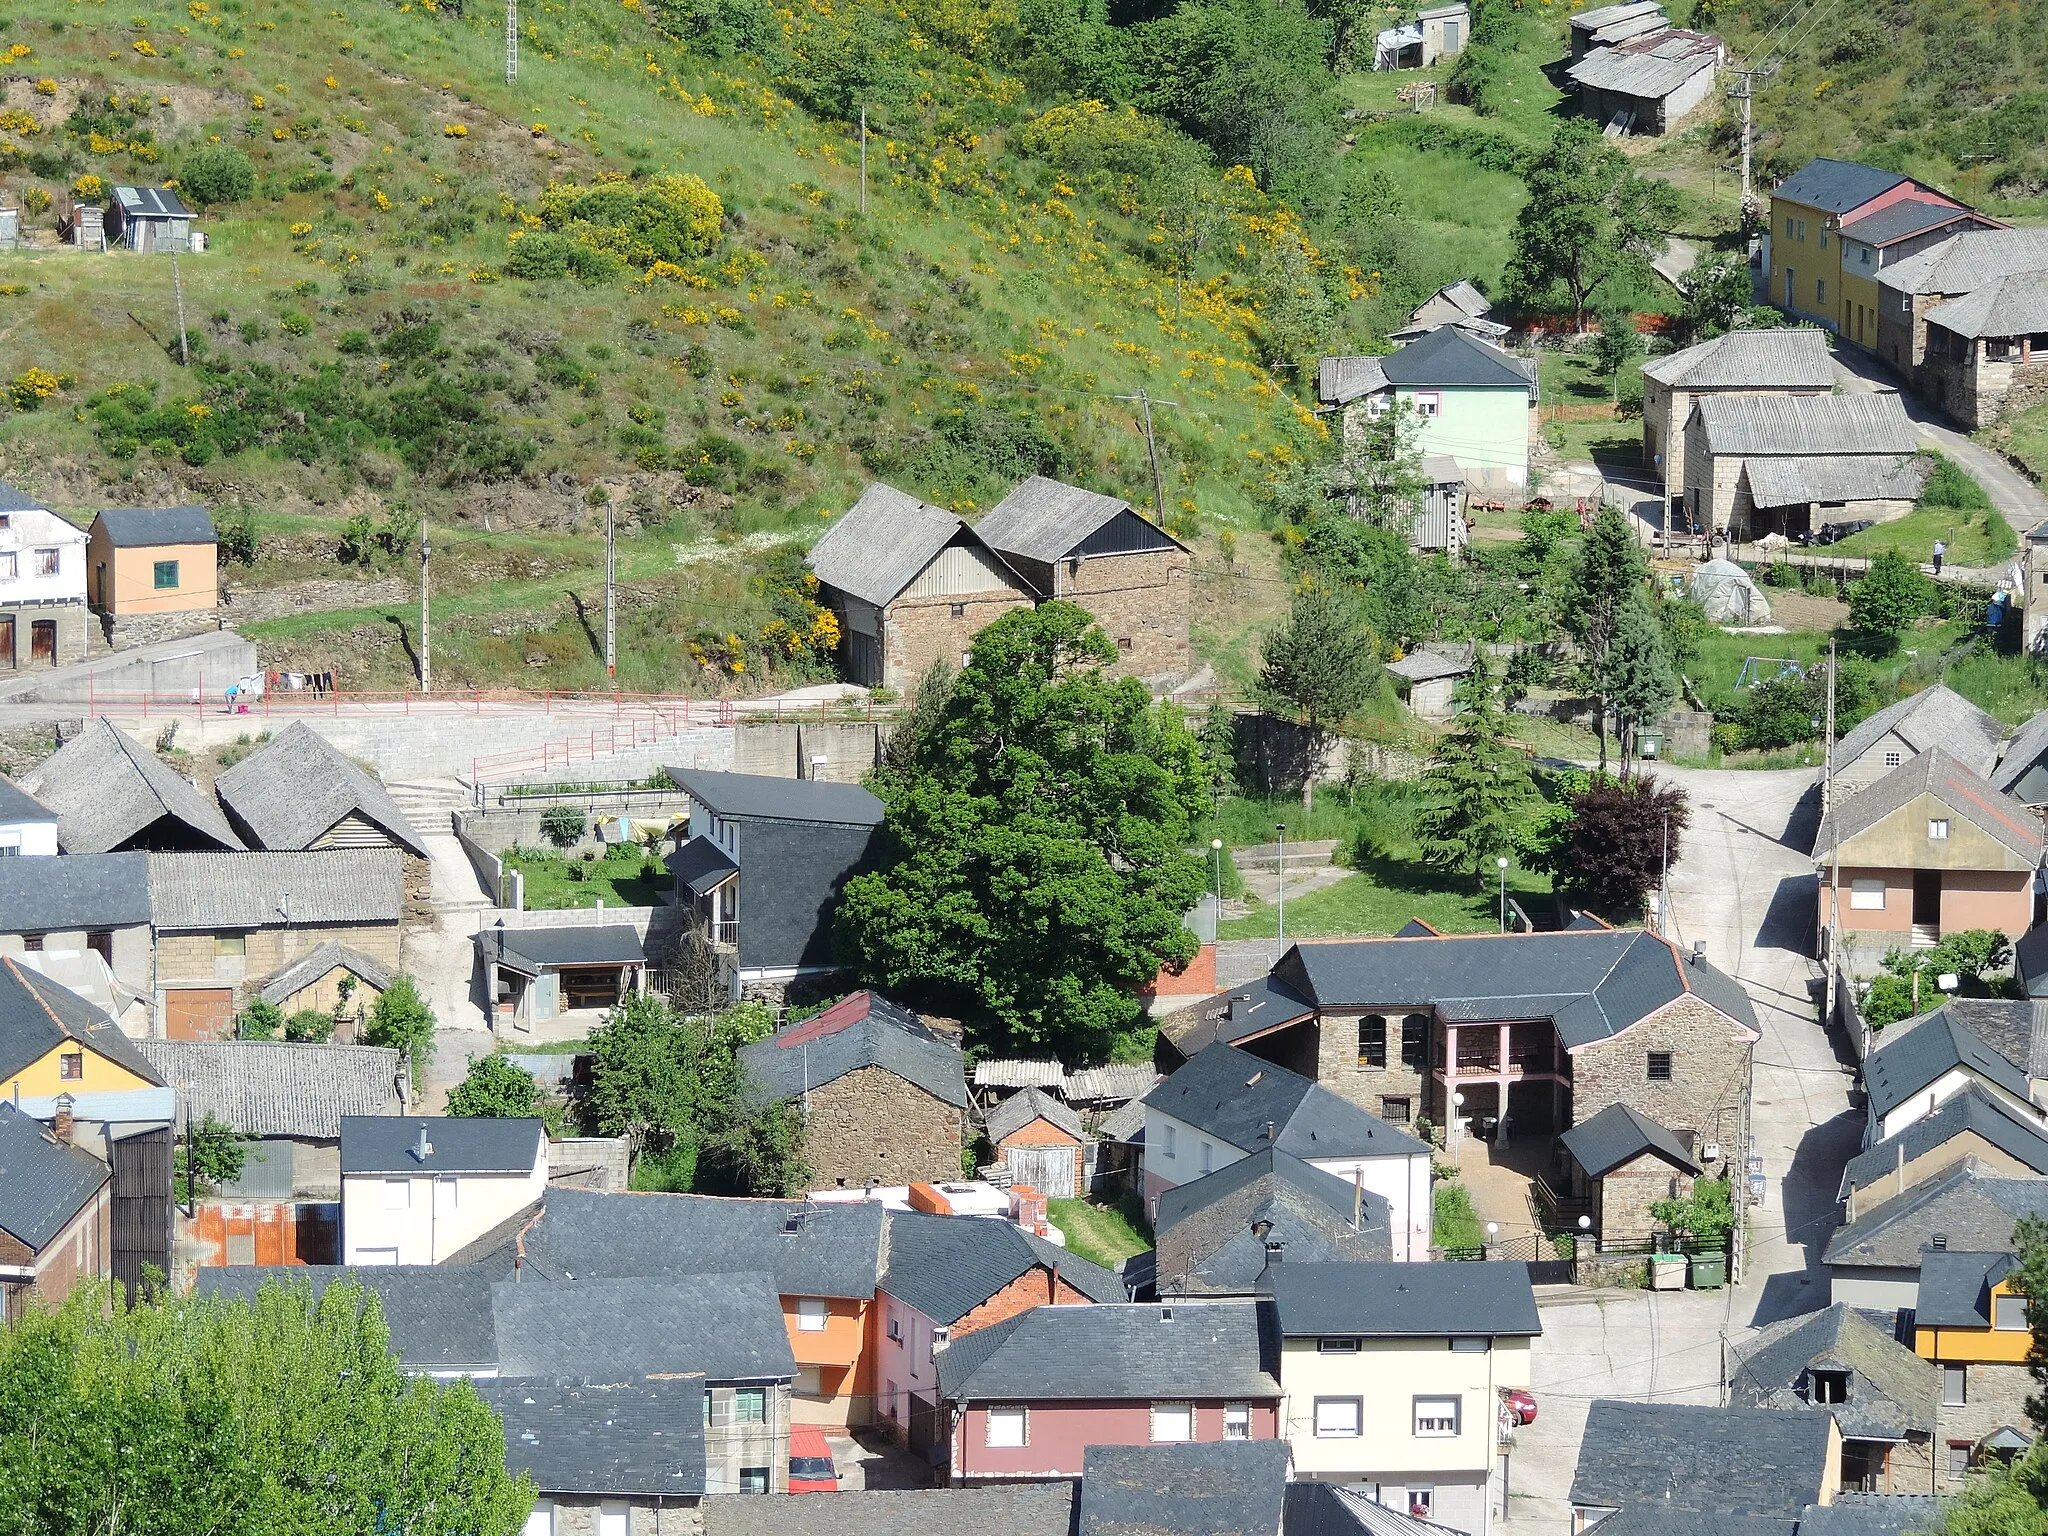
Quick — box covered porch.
[476,923,649,1032]
[1436,1019,1571,1148]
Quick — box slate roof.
[1560,1102,1700,1178]
[740,990,968,1110]
[935,1299,1279,1402]
[148,848,404,929]
[2020,924,2048,996]
[491,1274,797,1382]
[1774,160,1914,216]
[0,483,48,514]
[1796,1496,1947,1536]
[341,1115,544,1175]
[986,1086,1082,1143]
[1642,328,1835,390]
[1153,1147,1392,1293]
[1915,1249,2017,1328]
[1742,453,1928,508]
[1694,393,1918,457]
[1284,1485,1459,1536]
[25,720,244,854]
[478,924,647,975]
[0,774,55,828]
[1380,325,1535,392]
[1840,199,1984,248]
[0,1100,110,1250]
[1143,1044,1430,1162]
[214,722,428,857]
[1157,976,1319,1059]
[1812,749,2040,865]
[703,1486,1077,1536]
[976,475,1182,564]
[1388,643,1477,684]
[1881,228,2048,297]
[667,834,739,897]
[1841,1084,2048,1198]
[0,955,161,1085]
[469,1186,888,1299]
[481,1377,706,1498]
[257,941,395,1007]
[669,768,884,826]
[1569,1401,1833,1515]
[1925,269,2048,340]
[111,185,193,220]
[136,1040,404,1138]
[1822,1159,2048,1268]
[879,1206,1126,1323]
[1318,356,1391,405]
[1078,1441,1291,1536]
[1727,1303,1936,1440]
[1268,929,1758,1049]
[1835,684,2006,780]
[808,482,967,608]
[1859,1001,2035,1119]
[196,1264,500,1370]
[91,504,214,547]
[1267,1260,1540,1338]
[1994,710,2048,799]
[1564,28,1722,100]
[0,850,151,933]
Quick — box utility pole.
[858,106,868,217]
[169,244,189,366]
[1138,386,1166,528]
[604,491,617,682]
[1725,66,1776,224]
[505,0,518,85]
[1275,823,1287,953]
[419,534,432,693]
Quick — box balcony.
[704,917,739,951]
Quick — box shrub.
[179,143,256,207]
[8,368,63,411]
[279,311,312,337]
[284,1008,334,1042]
[217,505,258,565]
[363,975,435,1074]
[535,174,724,267]
[446,1054,541,1117]
[235,998,283,1039]
[539,804,585,848]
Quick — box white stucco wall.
[0,506,88,607]
[341,1140,547,1264]
[1874,1065,2044,1144]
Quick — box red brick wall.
[954,1266,1101,1337]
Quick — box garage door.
[1007,1144,1077,1199]
[165,988,235,1040]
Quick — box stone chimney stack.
[52,1092,74,1146]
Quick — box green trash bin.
[1689,1251,1726,1290]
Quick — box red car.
[788,1425,840,1493]
[1502,1388,1538,1426]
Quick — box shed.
[23,719,243,854]
[105,185,193,253]
[1567,0,1667,58]
[984,1086,1086,1199]
[1566,28,1725,137]
[85,504,218,618]
[476,923,648,1023]
[1557,1101,1701,1244]
[1688,559,1771,625]
[214,722,429,857]
[1387,642,1476,719]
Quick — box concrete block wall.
[732,720,893,783]
[461,795,693,856]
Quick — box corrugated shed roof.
[740,991,968,1109]
[1836,685,2005,780]
[91,504,214,546]
[136,1039,404,1138]
[148,848,403,929]
[1565,28,1721,100]
[1569,1400,1833,1515]
[936,1300,1279,1402]
[111,185,192,219]
[1570,0,1665,29]
[1742,453,1929,507]
[257,941,395,1007]
[974,1058,1065,1089]
[1840,199,1985,248]
[1381,325,1533,390]
[1774,159,1914,216]
[1560,1102,1700,1178]
[1642,328,1835,389]
[214,722,428,857]
[0,1100,110,1251]
[1727,1303,1937,1440]
[806,483,971,608]
[25,719,244,854]
[1694,392,1917,456]
[1063,1063,1158,1104]
[1924,269,2048,340]
[1318,356,1391,405]
[976,476,1149,564]
[492,1274,797,1382]
[1079,1441,1291,1536]
[0,850,150,933]
[0,955,161,1085]
[481,1377,707,1499]
[986,1086,1082,1143]
[1813,748,2041,865]
[1880,228,2048,297]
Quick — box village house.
[704,1485,1080,1536]
[480,1377,707,1536]
[1767,158,1967,336]
[1813,750,2042,950]
[339,1115,548,1266]
[0,773,57,856]
[1831,686,2006,797]
[1822,1158,2048,1311]
[1565,27,1724,137]
[213,722,430,857]
[0,1100,114,1322]
[1386,281,1506,346]
[1373,5,1470,70]
[1639,329,1835,501]
[1878,228,2048,403]
[1682,392,1925,541]
[148,848,405,1038]
[1318,330,1538,495]
[1730,1303,1939,1494]
[1857,1000,2044,1145]
[1271,1260,1539,1534]
[1840,1084,2048,1221]
[24,719,244,854]
[1568,1,1668,59]
[0,851,154,1031]
[1912,1246,2040,1482]
[0,484,90,668]
[983,1086,1087,1200]
[739,990,968,1190]
[1992,708,2048,808]
[84,504,219,645]
[973,476,1191,683]
[106,185,194,252]
[1837,200,2001,355]
[1554,1102,1702,1246]
[1081,1442,1293,1536]
[1569,1401,1839,1532]
[806,482,1038,692]
[1386,644,1477,721]
[935,1300,1283,1484]
[1152,1148,1393,1297]
[1916,272,2048,430]
[667,768,885,1005]
[1140,1043,1433,1259]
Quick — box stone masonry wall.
[1600,1154,1693,1244]
[0,603,90,669]
[802,1065,964,1190]
[542,1498,701,1536]
[103,608,221,650]
[1570,993,1752,1182]
[1932,1361,2032,1492]
[1060,549,1190,683]
[1315,1008,1436,1128]
[157,921,404,1012]
[882,589,1033,693]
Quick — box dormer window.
[1811,1369,1849,1404]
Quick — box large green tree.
[0,1281,531,1535]
[1565,506,1650,770]
[1505,120,1680,327]
[1414,654,1539,883]
[1848,549,1933,652]
[839,601,1208,1060]
[446,1054,542,1119]
[1603,591,1678,773]
[1260,584,1382,729]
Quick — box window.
[1359,1016,1387,1067]
[887,1312,902,1343]
[1314,1398,1363,1437]
[1811,1369,1849,1404]
[1414,1396,1461,1437]
[1950,1442,1973,1479]
[21,932,40,953]
[598,1507,628,1536]
[1405,1490,1435,1520]
[216,934,247,957]
[1199,1141,1213,1175]
[1861,246,1873,267]
[738,1467,771,1495]
[34,549,58,577]
[734,1387,767,1423]
[1817,279,1828,306]
[88,931,112,963]
[950,603,966,618]
[522,1502,554,1536]
[153,559,180,591]
[0,553,16,580]
[1647,1052,1673,1082]
[1994,1295,2030,1331]
[1161,1124,1177,1158]
[797,1297,829,1333]
[381,1179,410,1210]
[987,1406,1028,1447]
[1401,1014,1430,1070]
[59,1051,83,1080]
[1450,1337,1489,1353]
[0,839,21,856]
[1883,749,1902,768]
[1150,1404,1194,1443]
[1851,878,1886,910]
[1943,1365,1967,1406]
[1414,393,1442,419]
[1317,1337,1361,1354]
[1820,226,1829,249]
[1223,1403,1252,1440]
[1381,1096,1412,1125]
[1929,818,1951,841]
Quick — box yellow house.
[1914,1247,2040,1488]
[85,505,218,617]
[1767,158,1964,334]
[0,954,161,1099]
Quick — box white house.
[0,776,58,856]
[1860,1001,2045,1147]
[1140,1044,1433,1261]
[0,487,90,669]
[339,1116,547,1265]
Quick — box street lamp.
[1275,823,1287,951]
[1211,838,1224,905]
[1497,856,1510,933]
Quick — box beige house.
[1683,392,1924,540]
[1640,329,1835,500]
[339,1115,547,1265]
[85,505,217,642]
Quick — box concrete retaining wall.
[493,737,730,788]
[452,811,512,905]
[732,720,895,783]
[18,630,257,704]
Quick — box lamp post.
[1497,855,1509,933]
[1211,838,1224,905]
[1275,823,1287,951]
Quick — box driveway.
[1502,766,1860,1532]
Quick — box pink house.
[934,1301,1283,1483]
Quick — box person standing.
[1933,538,1947,576]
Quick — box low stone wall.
[732,719,894,783]
[220,576,412,625]
[103,608,223,650]
[1239,713,1427,794]
[1574,1250,1649,1288]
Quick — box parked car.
[789,1425,840,1493]
[1811,519,1876,546]
[1502,1388,1538,1425]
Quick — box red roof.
[772,990,876,1050]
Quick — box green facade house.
[1319,327,1539,496]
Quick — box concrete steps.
[388,779,472,838]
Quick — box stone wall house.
[973,476,1191,685]
[1557,1103,1701,1245]
[738,991,968,1190]
[213,722,431,857]
[1918,276,2048,430]
[806,483,1038,693]
[1823,1159,2048,1313]
[1831,685,2005,800]
[0,484,90,669]
[482,1377,708,1534]
[1878,228,2048,392]
[1639,329,1834,500]
[1681,392,1924,540]
[1913,1248,2041,1488]
[1565,27,1723,138]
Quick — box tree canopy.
[1505,120,1679,327]
[1260,583,1384,729]
[1848,549,1933,651]
[446,1055,542,1119]
[1549,772,1689,918]
[839,601,1208,1061]
[1414,653,1539,883]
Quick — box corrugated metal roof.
[1062,1063,1158,1103]
[1694,392,1917,456]
[111,185,192,219]
[1565,28,1721,100]
[1570,0,1665,29]
[1641,327,1834,389]
[1774,159,1913,216]
[135,1039,404,1138]
[807,483,972,608]
[1880,228,2048,297]
[973,1057,1065,1089]
[147,848,404,929]
[975,476,1140,564]
[215,722,428,857]
[1923,269,2048,340]
[1742,453,1928,507]
[1317,355,1389,405]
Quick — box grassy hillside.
[0,0,1345,690]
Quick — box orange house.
[782,1289,875,1428]
[1914,1247,2039,1485]
[85,505,218,617]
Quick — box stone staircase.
[387,778,473,839]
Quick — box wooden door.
[30,619,55,665]
[1006,1143,1077,1199]
[165,987,235,1040]
[0,616,15,670]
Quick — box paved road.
[1502,766,1859,1532]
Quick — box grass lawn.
[1195,791,1378,851]
[1817,505,2016,568]
[1506,713,1604,762]
[1433,1180,1484,1251]
[1050,1197,1152,1270]
[1217,861,1552,939]
[1995,399,2048,484]
[504,848,670,910]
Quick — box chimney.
[1264,1237,1284,1265]
[52,1092,74,1146]
[1690,941,1705,966]
[2030,1000,2048,1081]
[1931,1232,1949,1251]
[412,1122,433,1163]
[1262,1120,1277,1142]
